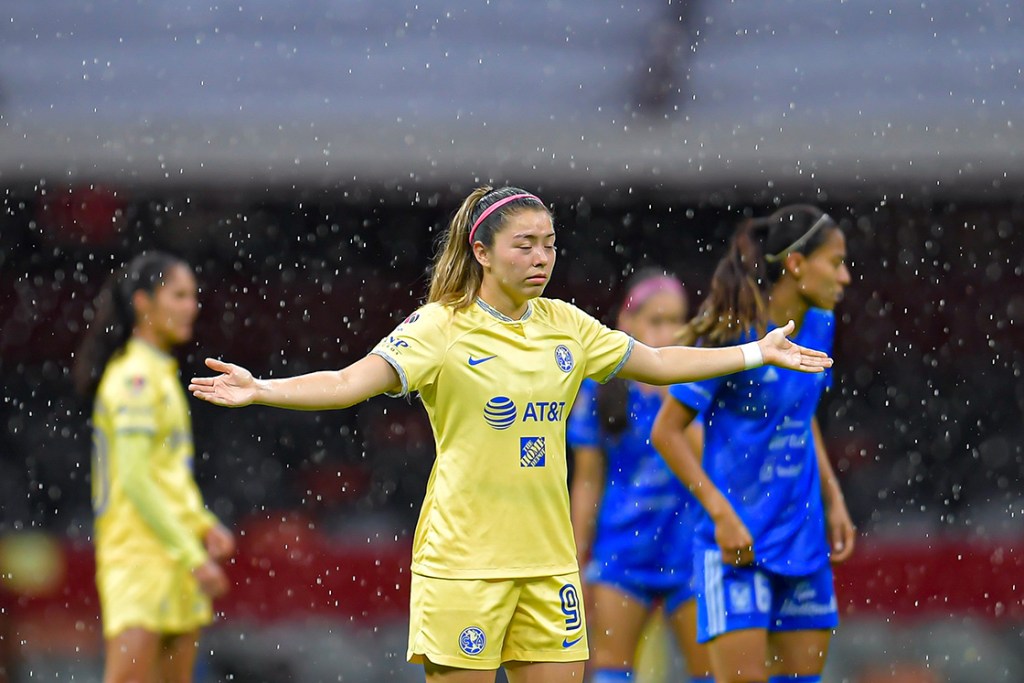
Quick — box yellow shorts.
[97,558,212,639]
[407,571,588,670]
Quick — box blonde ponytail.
[427,186,492,309]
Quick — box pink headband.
[468,193,541,244]
[622,276,685,313]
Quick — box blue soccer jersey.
[567,378,698,589]
[668,308,835,576]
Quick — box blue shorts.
[585,560,696,616]
[695,550,838,643]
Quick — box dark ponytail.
[681,204,837,347]
[73,251,186,398]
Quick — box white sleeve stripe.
[370,349,409,398]
[600,337,635,384]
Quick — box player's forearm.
[253,370,356,410]
[652,413,732,521]
[116,434,208,568]
[623,343,755,385]
[812,419,845,508]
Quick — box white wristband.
[740,342,763,370]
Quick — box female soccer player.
[650,205,856,683]
[74,252,234,683]
[188,187,831,683]
[568,269,712,683]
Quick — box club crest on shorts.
[554,344,574,372]
[459,626,486,656]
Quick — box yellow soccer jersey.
[92,338,215,568]
[372,297,634,579]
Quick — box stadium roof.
[2,0,1021,197]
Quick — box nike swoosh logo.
[468,355,497,366]
[562,634,584,648]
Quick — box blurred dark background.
[2,0,1024,681]
[2,187,1022,542]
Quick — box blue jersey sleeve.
[567,378,601,448]
[668,375,722,414]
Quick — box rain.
[1,1,1023,682]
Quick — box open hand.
[189,358,258,407]
[759,321,833,373]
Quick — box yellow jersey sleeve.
[370,303,451,397]
[566,302,634,383]
[114,431,208,569]
[180,488,219,537]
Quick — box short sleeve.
[370,304,450,397]
[106,371,160,436]
[567,303,634,383]
[668,376,723,414]
[566,378,601,448]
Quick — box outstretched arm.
[618,320,831,385]
[189,354,401,410]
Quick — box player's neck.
[476,282,529,320]
[133,326,172,354]
[767,280,809,333]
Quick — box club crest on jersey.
[554,345,574,373]
[126,376,146,394]
[484,396,517,430]
[459,626,486,656]
[520,437,546,467]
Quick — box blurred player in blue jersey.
[568,269,712,683]
[189,187,832,683]
[651,205,856,683]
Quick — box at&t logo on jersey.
[483,397,567,430]
[554,344,574,372]
[520,437,546,467]
[484,396,517,430]
[459,626,486,656]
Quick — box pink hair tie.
[622,276,685,313]
[468,193,541,244]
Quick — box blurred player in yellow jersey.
[74,252,234,683]
[189,186,832,683]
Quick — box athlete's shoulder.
[393,301,456,335]
[805,307,835,325]
[98,345,160,403]
[534,297,577,315]
[802,307,835,341]
[406,301,452,322]
[533,297,596,327]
